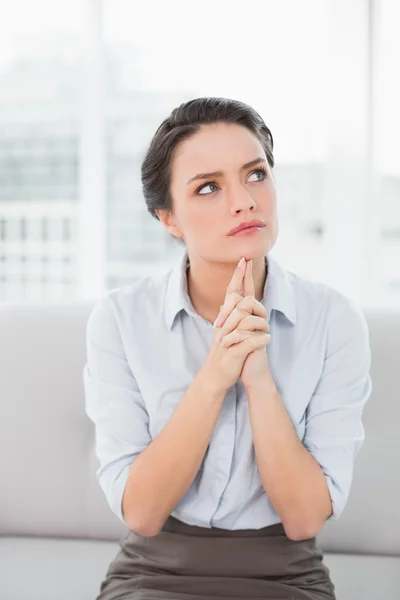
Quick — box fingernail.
[238,257,245,268]
[213,314,221,328]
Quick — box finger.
[220,328,252,348]
[225,256,246,299]
[213,291,242,328]
[212,325,224,342]
[237,295,267,319]
[228,314,270,335]
[242,259,255,298]
[241,332,271,355]
[221,329,270,350]
[242,332,271,352]
[216,295,267,329]
[220,307,248,336]
[212,257,249,329]
[213,258,245,327]
[221,311,269,338]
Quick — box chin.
[230,239,271,259]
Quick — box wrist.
[197,365,229,399]
[243,373,276,396]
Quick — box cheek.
[256,182,277,212]
[191,211,214,232]
[176,204,210,234]
[269,193,278,212]
[267,181,278,209]
[187,197,216,221]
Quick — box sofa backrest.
[0,302,127,542]
[0,302,398,554]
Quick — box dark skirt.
[96,516,336,600]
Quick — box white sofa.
[0,302,399,600]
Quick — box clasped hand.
[212,256,271,391]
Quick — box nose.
[228,183,256,215]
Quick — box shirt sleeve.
[302,291,373,520]
[83,295,151,524]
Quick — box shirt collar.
[164,249,297,331]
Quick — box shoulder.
[288,271,369,344]
[87,266,173,332]
[287,267,369,336]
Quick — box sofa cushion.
[0,536,118,600]
[0,304,399,557]
[1,536,400,600]
[324,552,400,600]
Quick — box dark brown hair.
[141,97,274,240]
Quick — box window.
[0,0,83,301]
[0,0,398,308]
[374,0,400,305]
[102,0,329,289]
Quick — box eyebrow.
[186,157,267,185]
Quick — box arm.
[84,296,227,538]
[122,370,226,536]
[246,377,332,541]
[246,293,372,541]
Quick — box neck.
[186,253,268,325]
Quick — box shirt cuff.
[325,473,347,520]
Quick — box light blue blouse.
[83,250,372,530]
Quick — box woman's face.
[159,122,279,264]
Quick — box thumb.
[212,324,224,343]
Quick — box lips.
[227,219,265,236]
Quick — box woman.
[84,97,372,599]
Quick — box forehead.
[171,122,265,176]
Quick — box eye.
[196,182,218,195]
[248,167,267,182]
